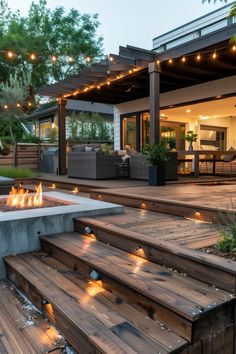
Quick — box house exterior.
[39,2,236,175]
[24,100,113,141]
[114,3,236,152]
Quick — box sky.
[6,0,232,54]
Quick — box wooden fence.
[0,143,58,171]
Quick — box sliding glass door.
[121,111,185,151]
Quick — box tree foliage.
[0,0,103,91]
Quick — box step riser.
[6,263,103,354]
[74,219,236,293]
[41,238,235,345]
[90,192,220,224]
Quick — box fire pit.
[0,186,123,279]
[0,183,68,212]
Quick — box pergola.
[39,23,236,175]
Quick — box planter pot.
[149,166,166,186]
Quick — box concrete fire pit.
[0,191,123,279]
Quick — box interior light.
[186,109,191,113]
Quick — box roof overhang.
[39,24,236,105]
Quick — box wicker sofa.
[68,144,122,179]
[130,152,178,180]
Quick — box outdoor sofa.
[68,144,122,179]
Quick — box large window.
[40,120,52,140]
[200,125,227,150]
[122,115,137,150]
[121,111,186,151]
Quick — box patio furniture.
[0,176,15,195]
[68,151,122,179]
[130,152,178,180]
[39,148,59,174]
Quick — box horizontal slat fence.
[0,143,58,171]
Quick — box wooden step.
[0,281,65,354]
[4,254,188,354]
[74,217,236,293]
[40,232,235,345]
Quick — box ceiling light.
[186,109,191,113]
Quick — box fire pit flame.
[6,183,43,209]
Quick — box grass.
[0,166,35,178]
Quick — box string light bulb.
[68,56,74,63]
[168,59,173,64]
[181,56,186,63]
[212,51,217,59]
[107,81,110,85]
[16,103,21,108]
[28,102,32,107]
[196,53,201,61]
[97,85,100,89]
[109,56,114,61]
[4,104,8,109]
[129,69,132,74]
[30,53,36,60]
[233,45,236,52]
[7,51,14,58]
[51,55,57,62]
[86,56,91,62]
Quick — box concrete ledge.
[0,191,123,279]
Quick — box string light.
[27,102,32,107]
[7,51,14,58]
[86,56,91,62]
[196,53,201,61]
[4,104,8,109]
[109,56,114,61]
[107,81,110,85]
[129,69,132,74]
[212,51,217,59]
[16,103,21,108]
[67,56,74,63]
[51,55,57,62]
[29,53,36,60]
[233,45,236,52]
[181,56,186,63]
[168,59,173,64]
[156,60,160,65]
[97,85,100,89]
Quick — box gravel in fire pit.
[0,197,70,212]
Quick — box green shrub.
[0,167,35,178]
[20,134,40,144]
[217,224,236,253]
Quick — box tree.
[0,72,31,165]
[0,0,103,92]
[202,0,236,16]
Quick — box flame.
[6,183,43,209]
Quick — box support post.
[149,61,161,145]
[58,98,67,175]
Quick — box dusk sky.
[6,0,232,54]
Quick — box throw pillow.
[85,146,93,152]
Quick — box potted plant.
[146,140,169,186]
[0,140,10,156]
[185,131,198,151]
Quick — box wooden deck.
[80,207,220,249]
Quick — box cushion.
[117,149,127,156]
[73,145,85,152]
[85,146,93,152]
[122,154,130,162]
[200,145,218,151]
[222,153,236,162]
[94,148,101,153]
[126,148,138,156]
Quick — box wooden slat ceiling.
[39,39,236,105]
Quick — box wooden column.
[58,98,67,175]
[148,61,161,145]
